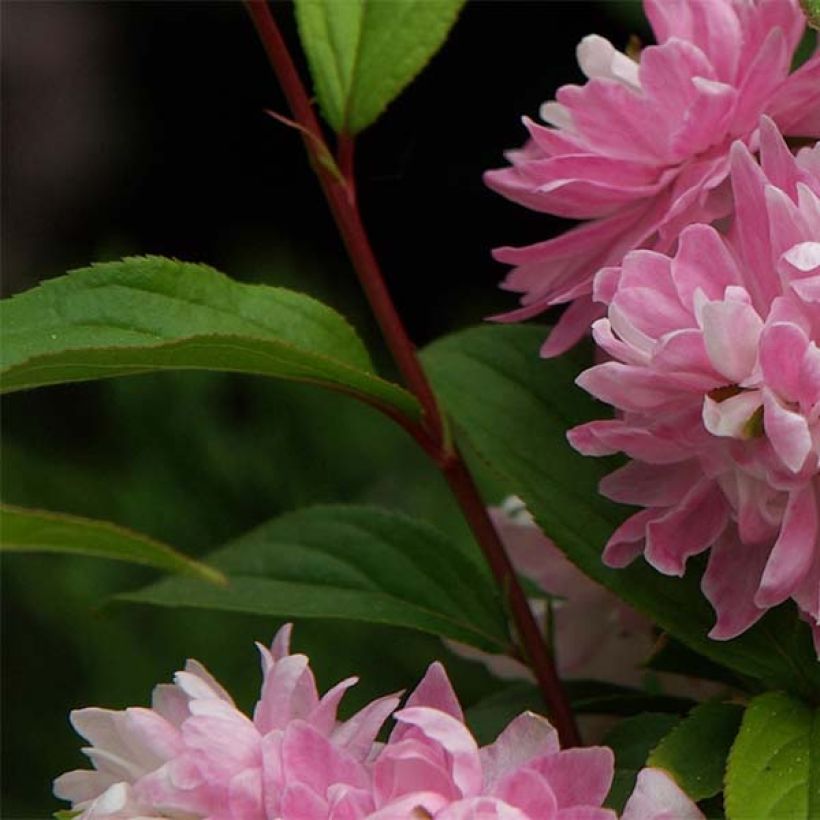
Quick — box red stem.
[244,0,444,447]
[244,0,581,748]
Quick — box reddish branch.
[244,0,581,748]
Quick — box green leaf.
[725,692,820,819]
[0,504,224,584]
[422,324,820,697]
[467,679,692,747]
[122,504,510,653]
[603,713,682,812]
[648,701,744,801]
[0,256,420,420]
[294,0,465,133]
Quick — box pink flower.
[485,0,819,355]
[53,624,400,819]
[55,628,704,819]
[368,662,702,819]
[569,119,820,649]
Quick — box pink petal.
[373,738,461,806]
[702,390,763,439]
[600,460,702,508]
[493,768,559,817]
[670,77,736,159]
[280,781,328,820]
[699,299,763,382]
[671,224,741,309]
[480,711,560,792]
[439,796,532,819]
[762,390,813,473]
[368,791,450,818]
[603,509,659,568]
[769,53,820,135]
[281,722,369,794]
[732,29,790,135]
[327,784,375,820]
[652,329,723,388]
[577,362,692,412]
[756,485,818,608]
[530,747,614,809]
[568,420,691,464]
[556,80,665,163]
[541,298,604,357]
[308,677,358,736]
[253,653,317,734]
[577,35,640,87]
[760,321,810,403]
[703,530,769,640]
[404,662,464,723]
[759,115,806,198]
[728,141,780,307]
[332,693,401,761]
[393,707,482,797]
[621,768,704,820]
[645,482,728,576]
[556,809,618,820]
[228,767,264,819]
[271,623,294,660]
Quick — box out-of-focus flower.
[449,498,655,689]
[569,119,820,650]
[53,624,400,819]
[485,0,819,356]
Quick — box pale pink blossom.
[569,119,820,649]
[449,498,655,689]
[54,624,399,819]
[55,629,704,819]
[485,0,819,355]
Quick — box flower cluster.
[569,118,820,649]
[486,0,819,355]
[55,626,700,819]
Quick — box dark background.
[2,2,645,816]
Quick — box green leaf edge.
[647,701,745,801]
[294,0,466,134]
[0,256,421,422]
[119,503,512,654]
[0,503,226,585]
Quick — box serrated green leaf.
[0,256,420,420]
[648,702,744,801]
[122,504,510,653]
[294,0,464,133]
[0,504,224,584]
[422,324,820,698]
[603,713,683,812]
[725,692,820,819]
